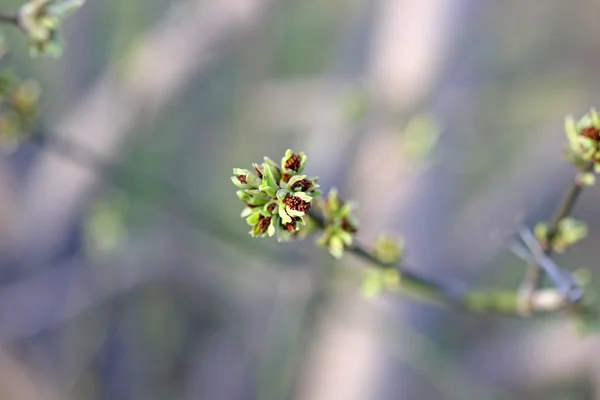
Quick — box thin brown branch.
[307,210,576,316]
[36,128,577,317]
[0,12,18,26]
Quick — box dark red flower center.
[291,179,313,192]
[341,218,357,233]
[253,165,263,179]
[257,215,271,233]
[581,126,600,142]
[284,153,301,172]
[284,195,311,213]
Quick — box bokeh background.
[0,0,600,399]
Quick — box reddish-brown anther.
[237,174,248,184]
[291,179,313,192]
[284,195,311,213]
[267,203,276,213]
[257,215,271,233]
[341,218,357,233]
[580,126,600,142]
[281,173,291,183]
[284,153,301,172]
[253,165,263,179]
[283,217,301,232]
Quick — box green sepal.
[263,157,282,182]
[278,206,292,224]
[337,230,354,246]
[240,207,258,218]
[591,108,600,129]
[236,190,252,202]
[293,191,312,203]
[267,217,277,237]
[281,149,294,171]
[565,115,580,151]
[286,174,306,189]
[231,176,252,189]
[286,206,304,218]
[246,212,262,226]
[259,164,278,197]
[298,153,307,174]
[276,189,289,202]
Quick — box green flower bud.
[373,234,404,265]
[315,188,359,258]
[18,0,85,58]
[564,109,600,171]
[0,72,41,152]
[263,157,282,182]
[534,218,588,253]
[232,149,320,241]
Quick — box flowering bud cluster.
[232,149,321,241]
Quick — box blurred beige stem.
[296,1,461,399]
[16,0,272,261]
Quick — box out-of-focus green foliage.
[400,113,441,161]
[84,193,129,260]
[362,269,401,299]
[0,69,40,151]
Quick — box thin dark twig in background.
[0,12,18,25]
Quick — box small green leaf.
[263,157,282,182]
[534,222,548,242]
[361,274,383,298]
[246,212,261,226]
[373,234,404,265]
[580,172,596,186]
[591,108,600,128]
[329,236,344,259]
[564,115,580,151]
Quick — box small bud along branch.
[0,1,86,58]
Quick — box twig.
[307,210,572,315]
[0,12,18,26]
[517,227,582,303]
[34,130,299,266]
[518,162,593,313]
[36,128,575,317]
